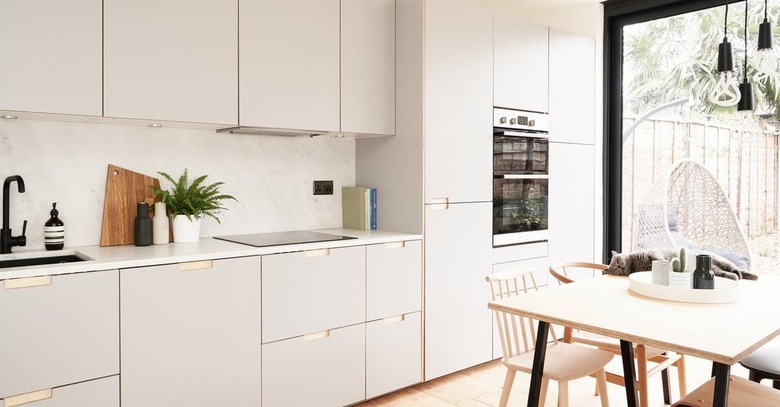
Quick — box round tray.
[628,272,741,304]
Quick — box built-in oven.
[493,107,550,247]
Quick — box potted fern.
[150,169,237,243]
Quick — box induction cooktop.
[214,231,357,248]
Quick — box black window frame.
[602,0,745,261]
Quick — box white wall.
[0,120,355,249]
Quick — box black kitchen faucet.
[1,175,27,254]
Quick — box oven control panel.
[494,107,550,133]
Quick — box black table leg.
[620,340,638,407]
[712,362,731,407]
[661,367,671,404]
[527,321,549,407]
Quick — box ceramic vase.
[651,260,671,286]
[668,271,693,289]
[171,214,201,243]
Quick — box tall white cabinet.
[103,0,238,125]
[0,0,102,116]
[548,28,597,264]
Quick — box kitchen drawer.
[262,323,365,407]
[492,241,548,265]
[262,246,365,343]
[366,240,422,321]
[0,375,119,407]
[0,270,119,399]
[366,312,422,398]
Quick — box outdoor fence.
[622,115,780,251]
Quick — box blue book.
[370,188,377,230]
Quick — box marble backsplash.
[0,119,355,249]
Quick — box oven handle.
[494,130,550,139]
[496,174,549,179]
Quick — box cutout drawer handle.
[304,330,331,341]
[4,388,53,407]
[304,248,330,258]
[3,276,52,290]
[179,260,213,271]
[383,314,406,324]
[429,197,449,210]
[383,241,405,249]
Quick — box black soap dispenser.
[44,202,65,250]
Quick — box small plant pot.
[171,215,201,243]
[651,260,671,286]
[668,271,693,289]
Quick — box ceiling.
[497,0,604,18]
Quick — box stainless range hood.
[216,126,328,137]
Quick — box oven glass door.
[493,177,548,237]
[493,134,549,175]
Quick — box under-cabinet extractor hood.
[216,126,328,137]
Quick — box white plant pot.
[668,271,693,289]
[171,215,201,243]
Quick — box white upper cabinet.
[342,0,395,136]
[493,13,549,113]
[240,0,340,132]
[549,29,595,144]
[104,0,238,125]
[0,0,101,116]
[424,0,493,204]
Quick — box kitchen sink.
[0,250,92,270]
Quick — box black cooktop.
[214,231,357,248]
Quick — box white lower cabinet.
[120,257,261,407]
[262,323,366,407]
[366,240,422,321]
[0,270,119,399]
[0,375,119,407]
[366,312,422,398]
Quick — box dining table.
[487,274,780,407]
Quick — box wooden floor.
[357,355,761,407]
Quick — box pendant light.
[739,0,756,112]
[710,0,742,107]
[755,0,776,79]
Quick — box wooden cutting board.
[100,164,161,246]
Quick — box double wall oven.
[493,107,549,247]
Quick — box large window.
[605,0,780,272]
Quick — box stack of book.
[342,186,377,230]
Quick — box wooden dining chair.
[487,269,614,407]
[549,261,688,407]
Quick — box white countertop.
[0,229,422,280]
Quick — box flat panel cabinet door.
[424,202,493,380]
[262,246,365,343]
[549,29,595,144]
[262,324,365,407]
[493,13,549,112]
[548,143,595,264]
[366,312,422,398]
[0,0,101,115]
[0,376,120,407]
[104,0,237,125]
[240,0,340,132]
[341,0,395,136]
[120,257,261,407]
[424,0,493,204]
[0,270,119,399]
[366,240,422,321]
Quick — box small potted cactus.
[668,247,694,289]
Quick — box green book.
[342,186,368,230]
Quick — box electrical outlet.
[313,180,334,195]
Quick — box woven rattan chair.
[633,159,753,270]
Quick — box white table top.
[488,274,780,365]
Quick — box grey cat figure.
[606,248,758,281]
